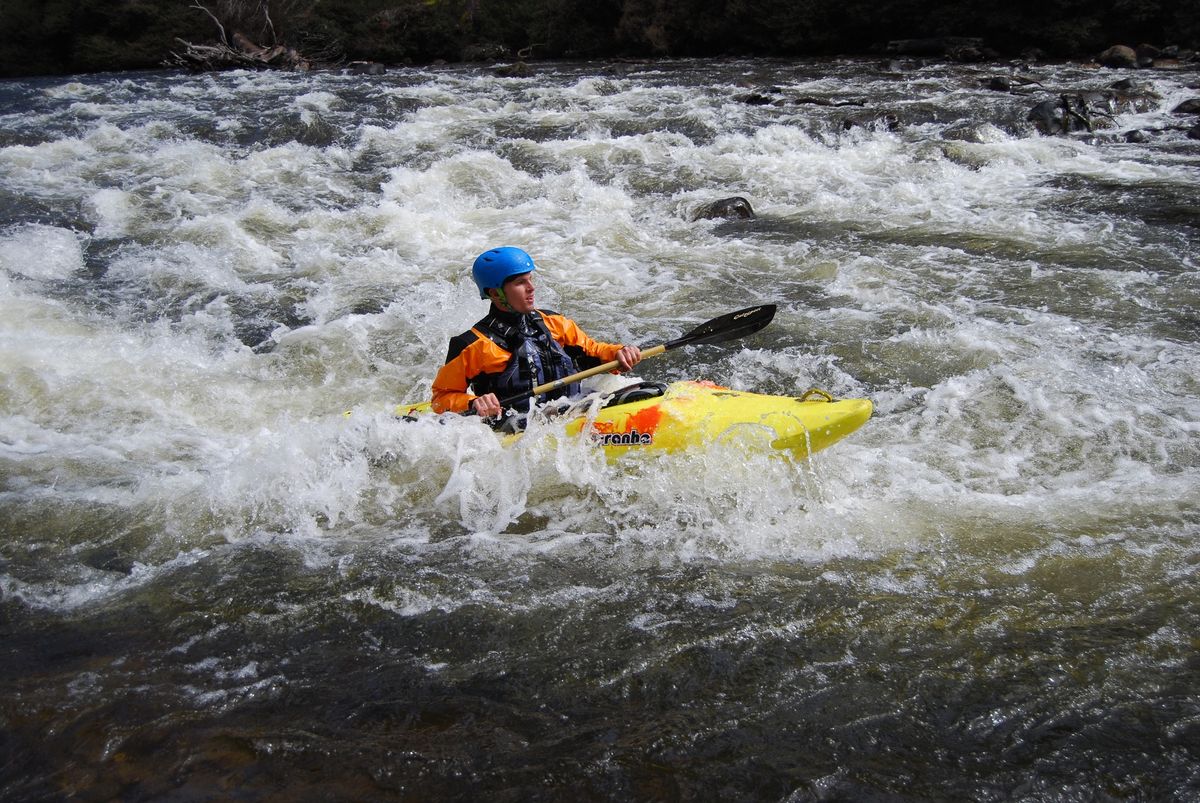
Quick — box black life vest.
[469,309,581,414]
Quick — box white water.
[3,64,1198,569]
[2,60,1200,799]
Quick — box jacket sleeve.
[430,330,512,413]
[540,311,624,364]
[431,353,475,413]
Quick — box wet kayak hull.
[399,381,871,459]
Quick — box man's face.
[496,272,535,313]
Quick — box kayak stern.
[568,382,872,459]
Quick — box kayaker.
[431,246,642,425]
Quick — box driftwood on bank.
[166,32,310,71]
[164,2,313,72]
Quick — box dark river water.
[2,58,1199,800]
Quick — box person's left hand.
[615,344,642,372]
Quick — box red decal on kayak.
[624,404,664,434]
[589,403,664,446]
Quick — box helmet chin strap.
[489,287,514,312]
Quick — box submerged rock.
[1097,45,1137,68]
[886,37,990,61]
[347,61,386,75]
[942,122,1009,144]
[692,197,756,222]
[496,62,532,78]
[843,112,900,131]
[734,91,778,106]
[1027,88,1159,135]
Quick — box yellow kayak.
[398,380,872,459]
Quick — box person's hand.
[470,393,502,418]
[615,344,642,372]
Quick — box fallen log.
[165,35,309,72]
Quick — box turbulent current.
[2,59,1199,800]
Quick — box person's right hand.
[470,393,502,418]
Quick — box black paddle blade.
[668,303,777,348]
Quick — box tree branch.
[261,1,277,46]
[190,2,228,46]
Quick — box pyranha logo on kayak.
[593,428,653,446]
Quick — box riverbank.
[3,0,1198,79]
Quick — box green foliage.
[0,0,1195,77]
[1170,5,1200,47]
[530,0,622,57]
[0,0,212,77]
[74,1,208,71]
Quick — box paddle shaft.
[499,344,667,406]
[491,303,776,410]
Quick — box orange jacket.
[431,308,624,413]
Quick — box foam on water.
[1,63,1198,621]
[0,223,83,280]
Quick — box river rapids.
[1,58,1199,800]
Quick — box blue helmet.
[472,246,536,299]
